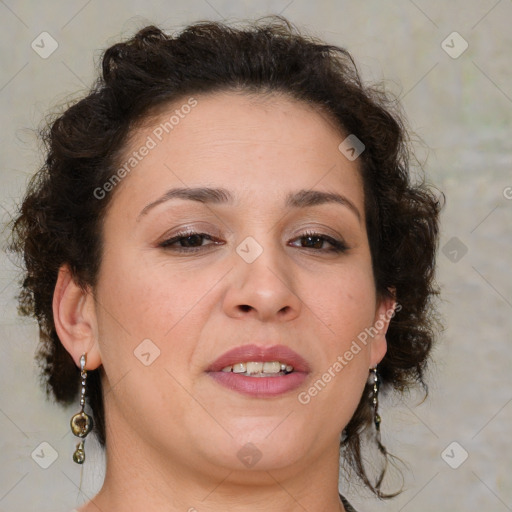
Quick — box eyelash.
[159,230,348,254]
[291,230,348,253]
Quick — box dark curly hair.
[10,15,442,499]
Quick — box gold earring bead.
[73,441,86,464]
[71,353,93,464]
[70,411,93,438]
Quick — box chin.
[204,426,310,473]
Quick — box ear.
[369,288,397,368]
[52,264,102,370]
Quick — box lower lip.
[208,371,308,397]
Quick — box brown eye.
[160,232,222,251]
[301,235,326,249]
[289,232,348,253]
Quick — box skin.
[54,91,395,512]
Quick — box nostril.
[239,304,252,312]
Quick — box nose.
[222,243,302,323]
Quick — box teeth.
[262,361,281,374]
[220,361,294,375]
[246,362,263,374]
[232,363,246,373]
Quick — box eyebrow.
[137,186,361,221]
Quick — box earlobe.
[369,291,397,367]
[52,264,102,370]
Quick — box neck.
[81,426,346,511]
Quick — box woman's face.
[88,92,393,480]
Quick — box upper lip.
[206,344,311,373]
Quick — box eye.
[159,230,347,253]
[159,231,223,252]
[289,231,348,253]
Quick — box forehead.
[109,91,365,216]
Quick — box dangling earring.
[70,353,94,464]
[369,366,381,434]
[370,366,388,465]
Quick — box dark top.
[340,493,358,512]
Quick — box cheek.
[93,248,221,384]
[96,248,199,334]
[299,277,374,428]
[300,265,376,409]
[308,265,377,340]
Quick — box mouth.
[206,344,310,397]
[219,361,294,377]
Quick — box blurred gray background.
[1,1,511,511]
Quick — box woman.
[12,16,441,512]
